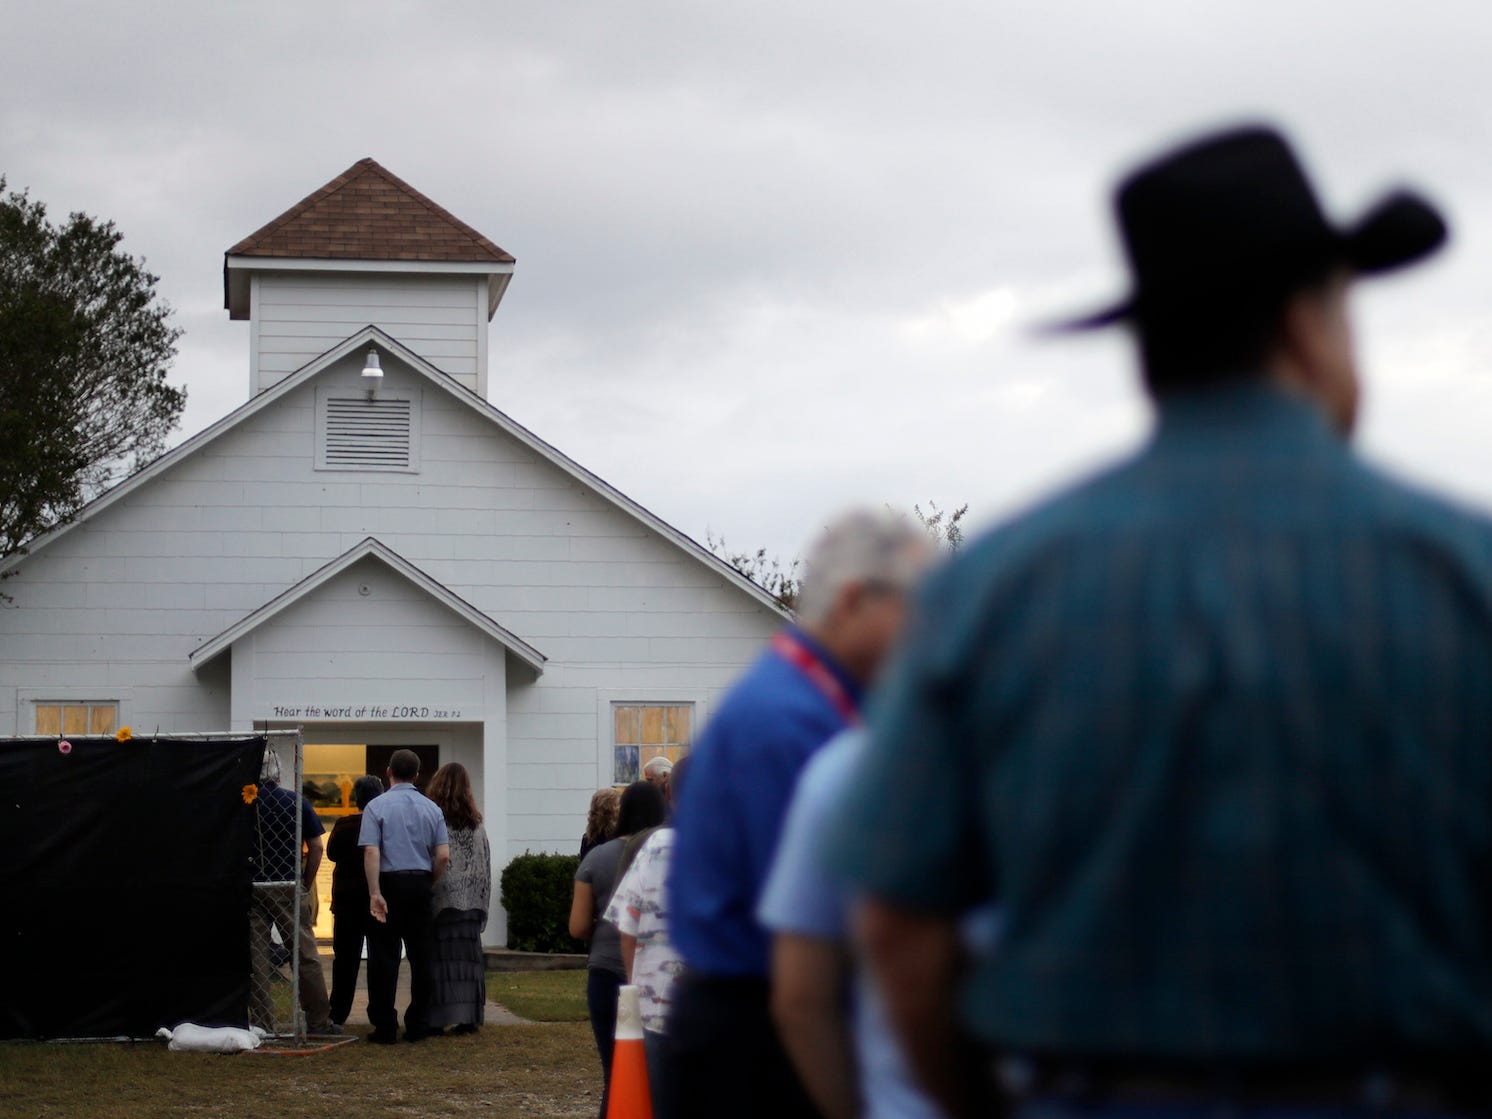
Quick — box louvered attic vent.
[317,396,418,471]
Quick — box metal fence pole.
[291,733,305,1045]
[247,730,309,1041]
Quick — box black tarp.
[0,734,265,1039]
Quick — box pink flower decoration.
[58,740,72,756]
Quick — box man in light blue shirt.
[759,731,941,1119]
[760,731,999,1119]
[359,749,448,1043]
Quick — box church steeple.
[224,159,514,399]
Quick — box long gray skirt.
[429,908,486,1029]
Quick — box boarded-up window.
[35,702,117,736]
[613,703,692,784]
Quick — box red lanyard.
[771,631,862,726]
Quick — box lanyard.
[771,631,862,726]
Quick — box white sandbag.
[154,1023,266,1052]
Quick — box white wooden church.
[0,159,783,943]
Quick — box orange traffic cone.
[606,984,653,1119]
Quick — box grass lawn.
[488,968,589,1022]
[0,1021,600,1119]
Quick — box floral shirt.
[603,828,683,1034]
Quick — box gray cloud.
[5,0,1492,559]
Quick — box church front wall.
[0,348,782,907]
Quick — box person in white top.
[604,756,691,1119]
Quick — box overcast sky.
[5,1,1491,560]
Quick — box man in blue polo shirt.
[667,509,929,1118]
[249,747,335,1035]
[360,749,448,1044]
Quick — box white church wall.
[239,558,492,717]
[0,346,781,880]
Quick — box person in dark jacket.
[326,775,385,1026]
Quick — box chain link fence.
[246,732,325,1042]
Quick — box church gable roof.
[3,326,788,618]
[225,158,515,264]
[188,536,547,675]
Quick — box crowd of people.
[244,121,1492,1118]
[569,122,1492,1119]
[248,749,491,1042]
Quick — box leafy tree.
[0,177,185,564]
[708,500,968,614]
[707,532,802,613]
[912,500,969,553]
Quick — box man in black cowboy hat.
[825,123,1492,1117]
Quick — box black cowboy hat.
[1051,123,1448,331]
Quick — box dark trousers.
[366,871,434,1036]
[643,1029,675,1119]
[328,903,371,1025]
[666,973,822,1119]
[587,967,624,1119]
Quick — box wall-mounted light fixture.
[361,348,383,398]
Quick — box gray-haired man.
[642,755,673,802]
[667,508,932,1119]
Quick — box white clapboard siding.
[253,273,484,392]
[249,561,493,711]
[0,346,782,939]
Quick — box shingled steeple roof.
[226,158,514,264]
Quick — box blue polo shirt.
[358,782,448,872]
[253,783,325,884]
[670,628,861,977]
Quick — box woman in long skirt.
[425,763,491,1034]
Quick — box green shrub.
[501,850,584,953]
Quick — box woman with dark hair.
[326,774,385,1027]
[604,755,692,1119]
[425,762,491,1035]
[570,781,668,1116]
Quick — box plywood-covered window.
[35,702,118,736]
[612,703,692,784]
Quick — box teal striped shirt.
[830,380,1492,1061]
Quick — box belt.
[380,869,431,877]
[995,1056,1491,1113]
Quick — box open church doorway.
[301,742,439,938]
